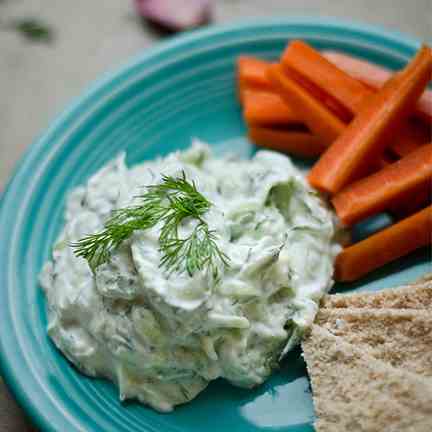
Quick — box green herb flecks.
[9,18,54,43]
[71,171,229,278]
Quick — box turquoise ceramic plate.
[0,17,430,432]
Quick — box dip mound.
[40,142,339,411]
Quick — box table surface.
[0,0,430,430]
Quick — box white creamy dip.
[40,141,340,412]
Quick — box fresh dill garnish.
[71,171,229,278]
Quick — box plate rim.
[0,16,421,432]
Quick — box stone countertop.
[0,0,430,430]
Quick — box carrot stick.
[323,50,432,123]
[236,55,349,121]
[237,56,273,102]
[308,46,432,194]
[248,126,326,158]
[267,64,346,146]
[243,90,302,126]
[390,182,432,219]
[236,55,347,118]
[334,206,432,282]
[332,143,432,225]
[389,118,431,157]
[322,51,393,89]
[282,40,372,115]
[281,62,352,122]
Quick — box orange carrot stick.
[243,90,302,126]
[267,64,346,146]
[237,54,351,120]
[323,50,432,123]
[332,143,432,225]
[334,206,432,282]
[308,46,432,194]
[283,40,372,115]
[281,62,352,122]
[323,51,392,89]
[237,56,273,102]
[237,54,348,119]
[390,181,432,219]
[388,118,431,157]
[248,126,326,158]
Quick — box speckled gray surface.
[0,0,430,430]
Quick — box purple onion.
[135,0,212,32]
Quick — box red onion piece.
[135,0,212,32]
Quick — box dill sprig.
[71,171,229,278]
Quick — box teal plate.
[0,17,430,432]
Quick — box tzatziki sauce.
[40,141,340,412]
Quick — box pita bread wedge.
[302,325,432,432]
[321,276,432,309]
[315,308,432,377]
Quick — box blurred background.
[0,0,430,430]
